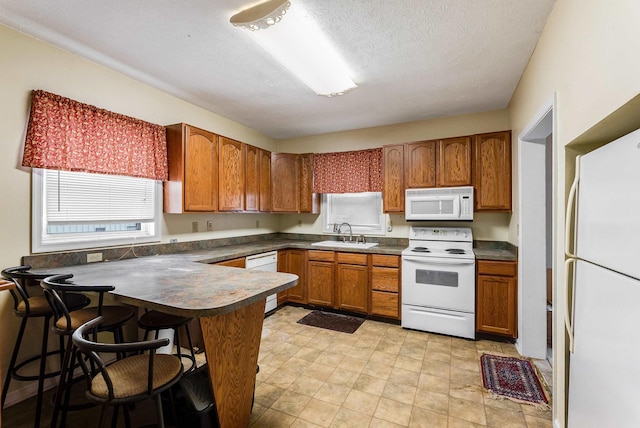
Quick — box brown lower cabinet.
[214,257,246,268]
[307,250,335,307]
[277,250,401,320]
[476,260,518,338]
[370,255,400,319]
[336,253,369,314]
[277,249,306,304]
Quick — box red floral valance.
[312,148,383,193]
[22,90,168,181]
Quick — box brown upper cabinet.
[271,153,319,213]
[382,144,405,213]
[405,140,437,188]
[218,137,245,212]
[405,137,471,188]
[473,131,512,211]
[299,153,319,213]
[259,149,272,212]
[271,153,300,212]
[245,144,259,212]
[438,136,472,187]
[165,123,218,213]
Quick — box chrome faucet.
[336,222,353,242]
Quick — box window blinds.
[44,170,156,223]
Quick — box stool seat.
[138,310,197,374]
[55,305,135,332]
[91,354,183,400]
[138,311,192,329]
[16,292,89,317]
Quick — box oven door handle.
[402,256,475,265]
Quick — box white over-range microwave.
[405,186,474,221]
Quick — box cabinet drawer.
[477,260,517,277]
[371,291,399,318]
[337,252,368,266]
[308,250,335,262]
[371,267,399,292]
[371,254,399,268]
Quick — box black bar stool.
[138,310,198,374]
[41,274,136,428]
[72,316,183,428]
[1,266,90,428]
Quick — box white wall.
[508,0,640,426]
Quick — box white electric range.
[401,226,476,339]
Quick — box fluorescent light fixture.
[230,0,357,97]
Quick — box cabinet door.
[183,125,218,212]
[218,137,245,211]
[277,250,289,304]
[476,273,517,337]
[337,263,368,313]
[245,144,259,212]
[474,131,512,211]
[259,149,272,212]
[215,257,246,268]
[307,261,335,307]
[382,144,405,212]
[405,140,437,188]
[271,153,300,212]
[437,136,472,187]
[286,250,307,304]
[299,153,319,213]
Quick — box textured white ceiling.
[0,0,556,139]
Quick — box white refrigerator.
[565,127,640,427]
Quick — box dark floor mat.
[297,310,365,334]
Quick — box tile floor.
[251,306,553,428]
[2,305,553,427]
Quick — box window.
[321,192,385,236]
[32,169,162,253]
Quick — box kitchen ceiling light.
[230,0,357,97]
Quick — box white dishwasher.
[245,251,278,314]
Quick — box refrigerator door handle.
[564,155,581,258]
[564,258,577,353]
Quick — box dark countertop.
[38,253,298,318]
[473,240,518,261]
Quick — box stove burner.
[446,248,466,255]
[412,247,431,253]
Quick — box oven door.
[401,255,475,312]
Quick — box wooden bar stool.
[41,274,136,428]
[138,310,198,374]
[1,266,90,428]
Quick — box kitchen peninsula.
[37,252,298,428]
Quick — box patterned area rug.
[480,353,550,409]
[297,310,365,334]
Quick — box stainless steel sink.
[311,240,378,249]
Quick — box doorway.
[517,101,554,362]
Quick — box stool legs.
[1,316,28,406]
[2,315,55,428]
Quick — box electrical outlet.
[192,221,198,233]
[206,220,213,231]
[297,220,302,227]
[87,252,103,263]
[255,220,260,228]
